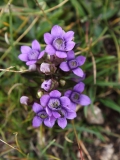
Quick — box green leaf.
[100,7,119,20]
[70,0,86,17]
[100,98,120,112]
[96,81,120,88]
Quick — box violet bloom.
[60,50,86,77]
[56,108,76,129]
[40,90,71,118]
[44,25,75,58]
[64,82,91,110]
[41,79,52,91]
[18,40,45,65]
[41,79,58,92]
[32,102,55,128]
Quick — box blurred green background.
[0,0,120,159]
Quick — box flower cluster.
[19,25,91,129]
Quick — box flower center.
[28,49,39,60]
[68,60,78,69]
[48,98,61,110]
[53,38,65,50]
[58,109,66,118]
[38,111,48,119]
[70,91,80,104]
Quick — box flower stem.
[71,120,84,160]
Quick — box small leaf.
[100,99,120,112]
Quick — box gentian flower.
[20,96,29,105]
[64,82,91,110]
[49,107,76,129]
[40,90,71,118]
[44,25,75,58]
[60,50,86,77]
[32,102,55,128]
[18,40,45,65]
[41,79,58,92]
[56,107,76,129]
[41,79,52,92]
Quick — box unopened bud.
[20,96,29,105]
[41,79,58,91]
[28,64,36,71]
[59,80,66,86]
[40,62,57,75]
[37,90,44,98]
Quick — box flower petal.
[28,64,36,71]
[26,60,37,66]
[51,25,63,37]
[56,51,67,58]
[60,96,70,108]
[64,31,74,41]
[69,102,77,110]
[32,40,40,51]
[49,116,56,126]
[18,53,28,62]
[44,33,53,44]
[40,95,50,107]
[38,50,45,59]
[72,68,84,77]
[57,118,67,129]
[49,90,61,97]
[46,107,52,116]
[64,90,72,97]
[52,111,61,118]
[20,46,31,54]
[73,82,85,93]
[44,118,55,128]
[66,41,75,51]
[67,111,77,119]
[59,62,70,71]
[32,102,43,113]
[76,56,86,66]
[79,94,91,106]
[67,50,75,60]
[45,45,55,55]
[32,116,42,127]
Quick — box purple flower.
[40,90,72,118]
[60,50,86,77]
[32,102,55,128]
[44,25,75,58]
[41,79,58,92]
[18,40,45,65]
[64,82,91,110]
[20,96,29,105]
[41,79,52,92]
[57,108,76,129]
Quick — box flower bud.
[59,79,66,86]
[28,64,36,71]
[41,79,58,91]
[20,96,29,105]
[37,90,44,98]
[40,62,57,75]
[50,55,64,66]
